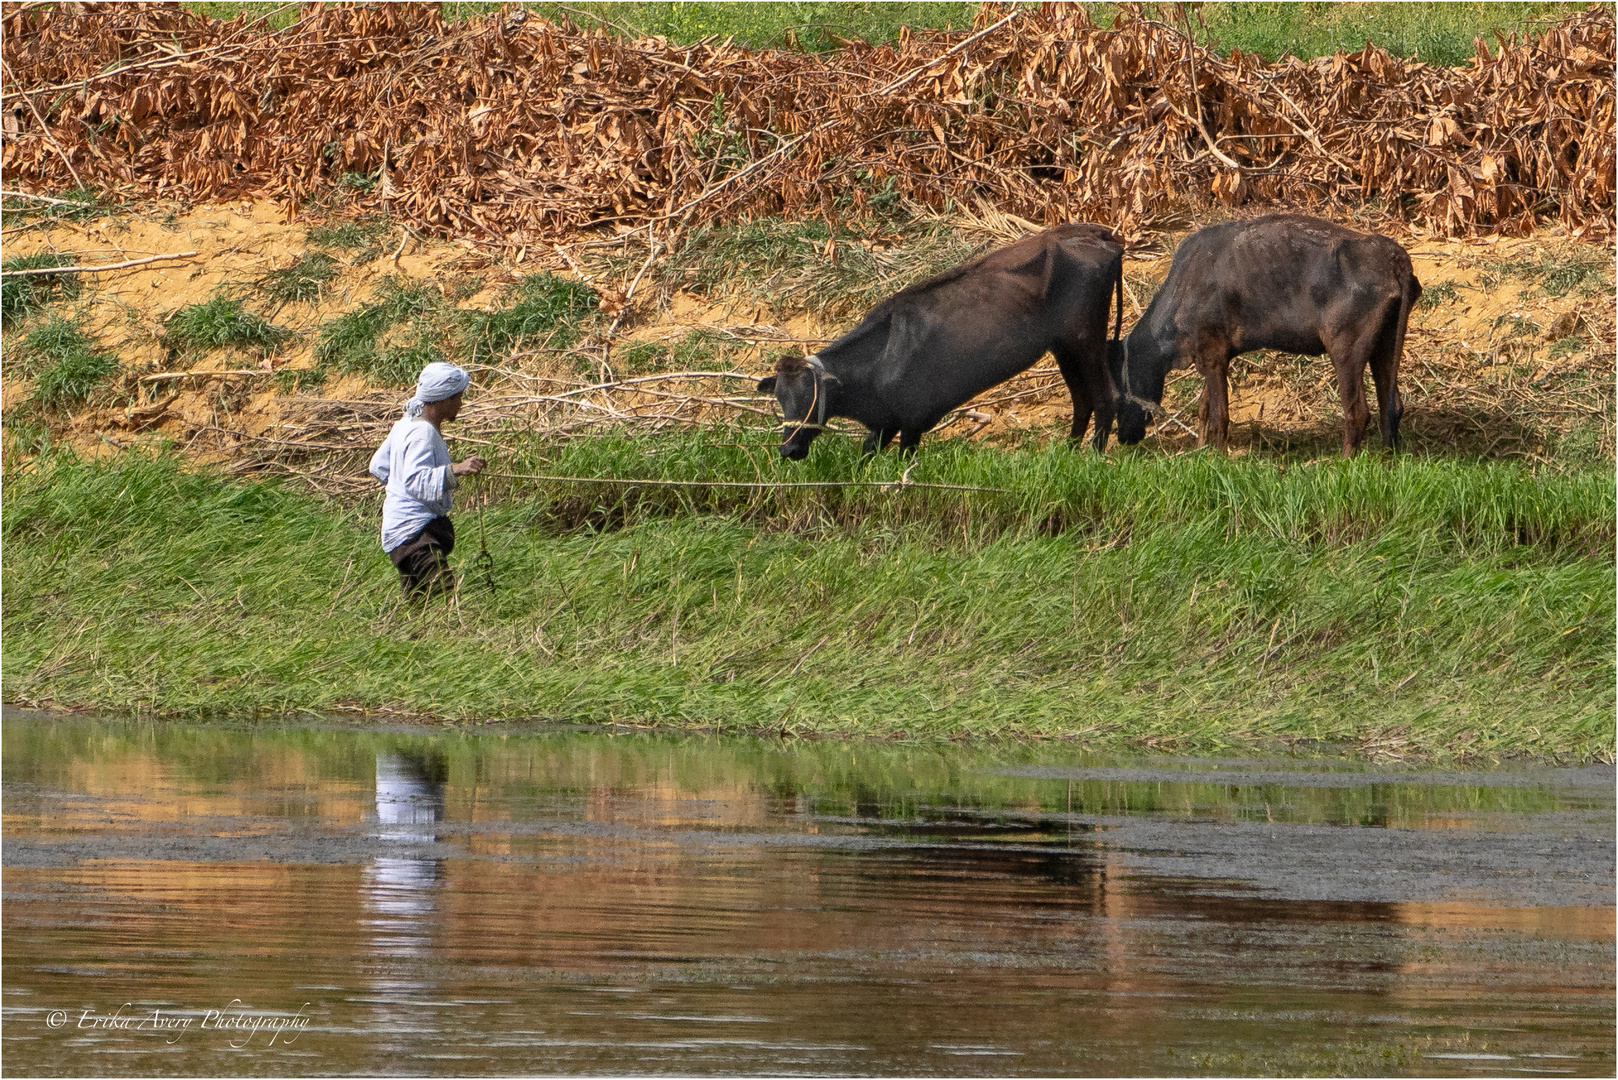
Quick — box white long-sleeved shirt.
[368,416,458,552]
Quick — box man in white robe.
[368,362,486,594]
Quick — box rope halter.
[781,354,832,439]
[1116,336,1166,420]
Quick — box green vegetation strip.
[3,439,1612,760]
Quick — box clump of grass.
[2,254,82,325]
[1494,248,1612,297]
[1492,312,1540,338]
[274,367,328,395]
[256,252,339,304]
[162,295,294,357]
[2,413,54,456]
[306,216,391,264]
[615,328,746,376]
[1547,336,1587,361]
[315,275,445,384]
[661,216,983,316]
[462,273,598,363]
[14,316,120,410]
[1417,279,1458,308]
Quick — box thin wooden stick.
[0,188,95,207]
[139,369,272,384]
[4,251,198,276]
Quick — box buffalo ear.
[756,376,777,393]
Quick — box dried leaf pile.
[3,2,1613,247]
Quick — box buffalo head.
[1107,337,1166,446]
[758,354,839,460]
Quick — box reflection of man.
[368,362,487,596]
[365,750,449,983]
[374,750,447,834]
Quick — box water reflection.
[361,750,448,1045]
[1,714,1611,1077]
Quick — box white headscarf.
[404,362,471,418]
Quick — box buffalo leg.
[862,428,899,456]
[1329,340,1374,456]
[1194,353,1231,450]
[1366,299,1404,451]
[1053,345,1113,451]
[1052,346,1094,446]
[897,429,922,455]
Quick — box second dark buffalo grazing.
[758,224,1123,459]
[1110,214,1422,455]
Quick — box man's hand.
[452,455,487,477]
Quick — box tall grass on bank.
[3,445,1611,759]
[488,429,1616,556]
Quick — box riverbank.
[5,441,1611,761]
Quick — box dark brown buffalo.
[758,224,1123,459]
[1110,214,1422,455]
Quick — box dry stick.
[2,57,84,188]
[0,188,96,207]
[487,472,1010,494]
[3,251,198,276]
[140,369,273,384]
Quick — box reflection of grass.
[1,712,1584,829]
[3,446,1610,759]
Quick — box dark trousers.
[389,516,455,595]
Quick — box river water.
[2,710,1612,1076]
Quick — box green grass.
[314,276,445,385]
[10,316,121,409]
[305,216,391,264]
[162,294,294,357]
[2,254,81,325]
[3,442,1611,760]
[1492,247,1614,297]
[462,273,600,364]
[661,216,981,316]
[1179,2,1579,64]
[179,2,1579,61]
[0,186,116,229]
[256,251,340,304]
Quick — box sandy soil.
[3,199,1612,466]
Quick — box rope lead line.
[472,472,496,592]
[482,472,1011,495]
